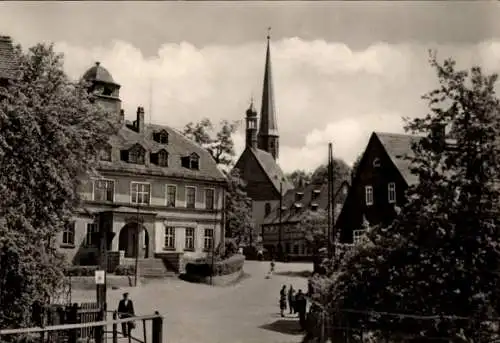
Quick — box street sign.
[95,270,105,285]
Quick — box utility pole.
[210,189,220,286]
[330,142,336,260]
[278,181,283,261]
[327,143,333,259]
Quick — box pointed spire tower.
[257,28,280,160]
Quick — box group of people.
[279,285,308,330]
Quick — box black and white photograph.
[1,1,500,343]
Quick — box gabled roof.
[100,122,226,182]
[0,36,16,80]
[250,148,293,194]
[263,180,350,225]
[374,132,421,186]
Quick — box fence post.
[68,303,79,343]
[112,311,118,343]
[152,311,163,343]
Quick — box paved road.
[73,261,312,343]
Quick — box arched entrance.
[118,223,150,258]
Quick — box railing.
[0,312,164,343]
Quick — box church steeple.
[257,28,279,160]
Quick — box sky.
[2,1,500,173]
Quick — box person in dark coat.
[279,285,287,317]
[295,289,307,330]
[287,285,295,315]
[117,292,135,337]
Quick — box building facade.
[336,132,420,245]
[261,180,349,259]
[233,33,293,237]
[59,62,226,272]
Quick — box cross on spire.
[267,27,271,40]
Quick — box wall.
[58,214,99,265]
[253,200,279,232]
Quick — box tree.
[182,119,255,245]
[310,158,350,186]
[350,153,362,180]
[183,118,238,168]
[0,42,119,329]
[325,54,500,342]
[224,168,255,246]
[286,170,312,188]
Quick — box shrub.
[185,254,245,278]
[114,265,136,276]
[64,266,98,277]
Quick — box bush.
[64,265,98,277]
[185,254,245,278]
[114,265,136,276]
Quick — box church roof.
[99,120,226,182]
[0,36,16,80]
[83,61,119,86]
[251,148,293,193]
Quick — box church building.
[234,33,293,239]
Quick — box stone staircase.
[122,258,176,278]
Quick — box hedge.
[114,265,136,276]
[185,254,245,277]
[64,265,98,277]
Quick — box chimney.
[120,109,125,124]
[136,106,145,133]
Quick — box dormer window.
[128,144,145,165]
[153,130,169,144]
[150,149,169,167]
[99,145,112,161]
[181,153,200,170]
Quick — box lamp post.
[210,189,220,286]
[134,203,140,287]
[327,143,333,259]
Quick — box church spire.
[257,27,279,160]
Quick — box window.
[293,244,299,254]
[204,228,214,251]
[84,223,99,247]
[166,185,177,208]
[265,203,271,216]
[99,146,112,161]
[62,221,75,246]
[150,150,168,167]
[205,189,215,210]
[181,153,200,170]
[153,130,169,144]
[365,186,374,206]
[164,226,175,250]
[131,182,151,205]
[388,182,396,203]
[373,158,381,168]
[185,228,195,251]
[186,187,196,209]
[129,145,145,164]
[353,229,366,245]
[93,179,115,202]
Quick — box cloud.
[52,38,500,173]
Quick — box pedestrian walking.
[117,292,135,337]
[279,285,287,317]
[295,289,307,330]
[270,259,275,274]
[287,285,295,314]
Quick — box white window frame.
[388,182,396,204]
[166,184,177,208]
[62,221,75,246]
[130,182,151,205]
[365,185,374,206]
[205,188,215,210]
[92,178,115,202]
[186,186,197,209]
[84,222,99,247]
[353,229,366,245]
[185,227,195,251]
[204,228,214,251]
[164,226,176,250]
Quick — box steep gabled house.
[336,131,421,244]
[261,180,350,259]
[233,33,293,237]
